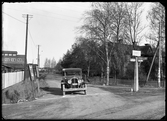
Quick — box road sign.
[130,58,143,62]
[132,50,141,57]
[138,57,147,60]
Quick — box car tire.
[84,90,86,95]
[61,84,63,90]
[63,91,65,96]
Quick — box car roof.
[62,68,82,71]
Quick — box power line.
[61,2,91,11]
[4,7,80,23]
[32,12,79,23]
[28,29,36,48]
[39,3,83,14]
[29,5,81,20]
[2,11,25,24]
[6,5,81,20]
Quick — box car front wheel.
[84,90,86,95]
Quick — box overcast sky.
[2,2,152,67]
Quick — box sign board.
[138,57,147,60]
[130,58,143,62]
[130,58,135,62]
[28,64,35,81]
[132,50,141,57]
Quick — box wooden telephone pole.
[158,20,162,88]
[23,14,33,81]
[37,45,40,67]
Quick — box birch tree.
[125,2,145,48]
[80,2,118,85]
[146,2,165,49]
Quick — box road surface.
[2,74,165,119]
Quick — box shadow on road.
[40,87,63,96]
[40,87,85,96]
[65,91,85,95]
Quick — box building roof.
[2,51,17,54]
[2,64,13,69]
[113,43,154,57]
[17,55,25,57]
[139,45,153,57]
[3,63,24,69]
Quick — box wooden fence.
[2,71,24,89]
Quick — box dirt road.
[2,74,165,119]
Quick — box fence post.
[2,73,5,89]
[22,71,24,81]
[16,71,18,84]
[7,72,9,88]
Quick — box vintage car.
[61,68,87,96]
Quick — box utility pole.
[23,14,33,81]
[134,56,139,91]
[146,42,159,83]
[158,20,162,88]
[37,45,40,67]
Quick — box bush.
[5,90,20,103]
[2,77,49,104]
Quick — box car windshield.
[64,71,81,76]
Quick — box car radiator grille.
[71,78,78,83]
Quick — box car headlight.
[78,79,83,84]
[78,79,81,84]
[68,80,72,84]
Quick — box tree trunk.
[105,38,110,86]
[101,65,104,81]
[115,70,117,85]
[87,66,90,78]
[87,61,90,77]
[123,64,126,77]
[106,60,110,85]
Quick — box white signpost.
[130,50,143,92]
[132,50,141,57]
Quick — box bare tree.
[109,2,130,81]
[146,2,165,50]
[125,2,145,48]
[110,2,128,43]
[80,2,118,85]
